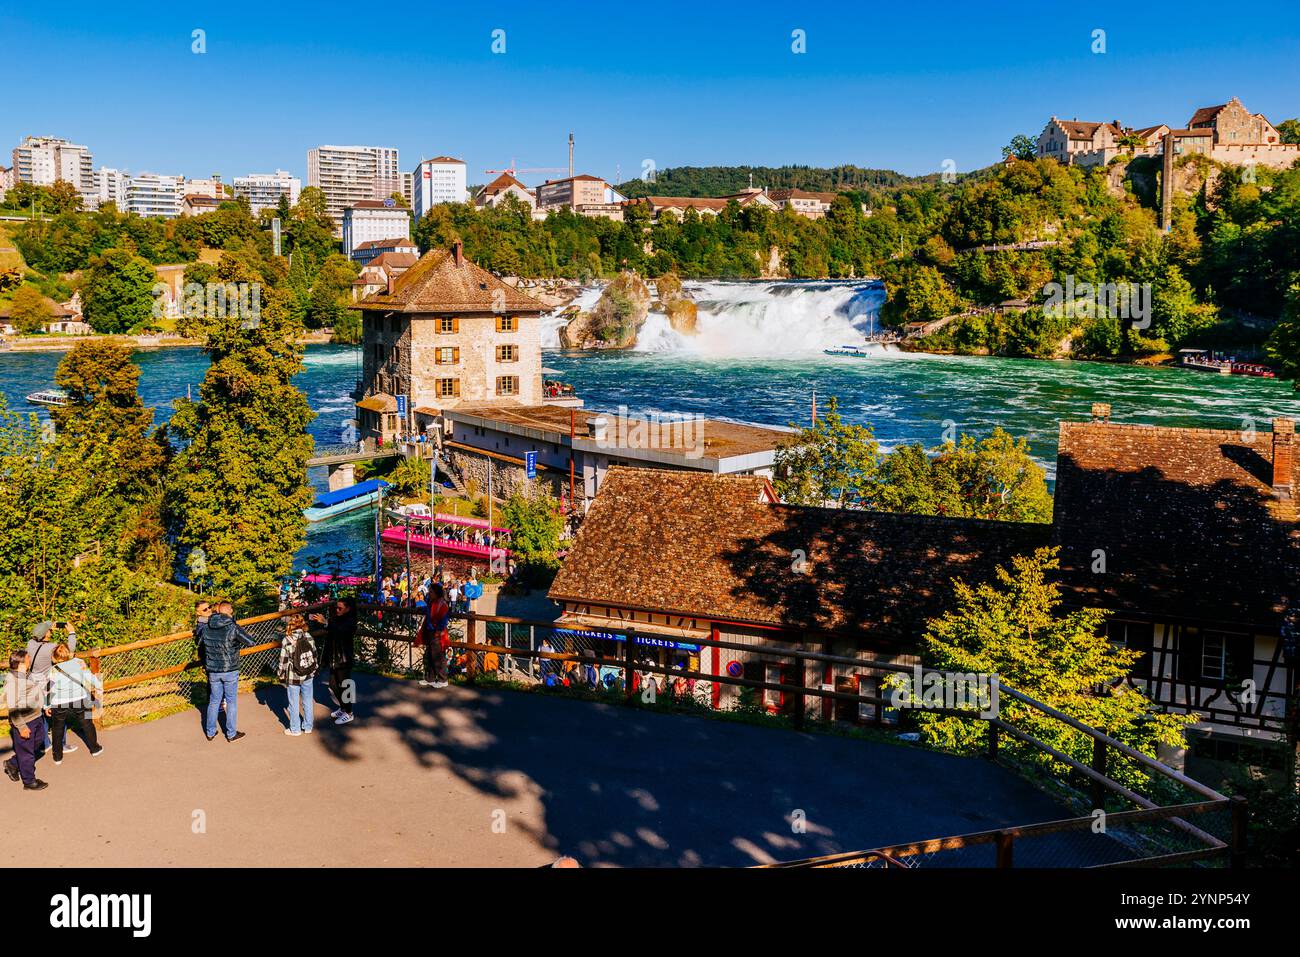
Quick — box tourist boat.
[1178,349,1276,378]
[303,478,389,523]
[823,344,872,357]
[381,511,511,560]
[26,389,71,407]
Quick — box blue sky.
[4,1,1299,184]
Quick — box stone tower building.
[350,242,545,443]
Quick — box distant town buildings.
[341,200,411,259]
[626,187,780,222]
[351,237,419,267]
[232,170,301,215]
[475,172,537,213]
[184,176,226,199]
[767,187,837,219]
[0,165,13,203]
[11,136,96,207]
[536,174,626,219]
[181,194,224,217]
[411,156,468,217]
[1037,97,1300,170]
[93,168,130,210]
[307,144,402,232]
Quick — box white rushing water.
[540,279,891,358]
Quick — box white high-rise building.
[233,170,302,214]
[94,168,131,210]
[11,136,95,206]
[125,173,184,219]
[411,156,468,218]
[0,166,15,203]
[306,145,401,233]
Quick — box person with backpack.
[201,601,257,742]
[46,643,104,764]
[418,582,450,689]
[27,621,70,755]
[277,620,319,736]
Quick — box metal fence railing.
[3,602,1246,868]
[349,606,1242,869]
[1,604,330,728]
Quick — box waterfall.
[541,279,890,357]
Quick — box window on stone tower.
[495,376,519,396]
[438,317,459,334]
[496,314,517,333]
[436,378,461,398]
[496,344,518,363]
[436,347,459,365]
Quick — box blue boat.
[304,478,389,523]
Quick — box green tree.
[876,428,1053,522]
[1001,134,1037,161]
[1276,119,1300,145]
[8,284,53,334]
[894,547,1191,793]
[775,397,880,507]
[166,281,315,603]
[53,339,167,501]
[500,490,564,578]
[81,247,157,333]
[1266,282,1300,384]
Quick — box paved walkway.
[5,672,1091,867]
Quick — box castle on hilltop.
[1037,96,1299,171]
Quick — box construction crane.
[484,159,568,179]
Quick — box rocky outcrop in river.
[559,271,651,349]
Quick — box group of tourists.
[192,597,359,741]
[6,577,456,792]
[4,621,105,792]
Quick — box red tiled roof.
[1188,104,1228,127]
[422,156,465,164]
[1052,420,1298,631]
[351,247,544,314]
[354,238,418,251]
[767,188,836,203]
[480,173,530,196]
[549,467,1049,638]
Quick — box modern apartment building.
[232,170,302,214]
[307,145,401,232]
[11,136,95,206]
[411,156,468,217]
[125,173,184,219]
[0,166,13,203]
[535,174,608,212]
[341,200,411,259]
[184,176,227,199]
[94,168,131,210]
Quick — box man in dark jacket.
[201,601,256,742]
[316,598,357,725]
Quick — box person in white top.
[46,643,104,764]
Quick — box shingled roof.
[1052,420,1298,631]
[549,467,1050,639]
[351,245,545,314]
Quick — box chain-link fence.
[1,604,329,729]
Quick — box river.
[3,279,1297,575]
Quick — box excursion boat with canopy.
[26,388,71,408]
[380,509,512,560]
[304,478,389,522]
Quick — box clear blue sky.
[4,0,1298,185]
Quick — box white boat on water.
[26,389,70,407]
[823,344,871,357]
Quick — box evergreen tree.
[166,268,315,603]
